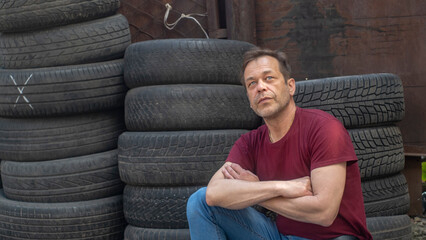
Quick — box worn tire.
[0,110,125,161]
[0,191,125,239]
[0,60,126,117]
[1,150,123,203]
[366,215,412,240]
[123,39,255,88]
[125,84,261,131]
[0,0,120,33]
[118,130,246,186]
[362,173,410,217]
[124,225,190,240]
[123,185,200,229]
[0,14,130,69]
[349,126,405,179]
[294,73,405,128]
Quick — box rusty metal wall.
[255,0,426,153]
[117,0,425,152]
[118,0,208,42]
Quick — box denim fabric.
[186,187,310,240]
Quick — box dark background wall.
[255,0,425,153]
[119,0,425,153]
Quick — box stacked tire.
[294,73,411,239]
[119,39,261,239]
[0,1,131,239]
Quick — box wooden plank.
[206,0,227,38]
[403,156,424,216]
[225,0,256,44]
[405,145,426,157]
[206,0,220,37]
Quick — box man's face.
[243,56,295,119]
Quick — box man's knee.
[187,187,208,219]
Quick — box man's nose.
[256,79,267,92]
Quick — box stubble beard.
[252,96,290,120]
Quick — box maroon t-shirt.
[226,107,372,239]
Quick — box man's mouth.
[258,97,271,104]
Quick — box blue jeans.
[186,187,310,240]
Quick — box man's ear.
[287,78,296,96]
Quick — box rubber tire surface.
[0,191,125,239]
[294,73,404,128]
[118,130,247,186]
[124,225,190,240]
[362,173,410,217]
[123,185,200,229]
[0,110,125,161]
[366,215,412,240]
[0,14,130,69]
[0,60,126,117]
[2,150,123,203]
[0,0,120,33]
[125,84,261,131]
[123,38,255,88]
[349,126,404,179]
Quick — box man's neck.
[264,101,297,143]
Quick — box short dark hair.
[240,47,292,87]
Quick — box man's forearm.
[258,163,347,227]
[206,162,345,227]
[206,163,312,210]
[207,178,338,227]
[206,179,282,209]
[259,195,337,227]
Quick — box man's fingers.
[225,165,240,179]
[229,163,244,174]
[222,168,234,179]
[222,163,256,181]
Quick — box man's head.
[240,48,292,87]
[241,47,296,120]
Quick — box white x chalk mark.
[10,74,34,109]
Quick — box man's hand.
[222,162,259,182]
[279,176,313,198]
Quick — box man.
[186,48,372,240]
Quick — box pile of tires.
[294,73,411,239]
[119,38,261,239]
[0,1,131,239]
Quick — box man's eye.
[266,76,273,80]
[248,81,256,87]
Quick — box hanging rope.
[163,3,209,39]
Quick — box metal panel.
[255,0,426,152]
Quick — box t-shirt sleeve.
[310,119,357,170]
[225,136,255,173]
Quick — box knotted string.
[164,3,209,38]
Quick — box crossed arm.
[205,161,346,227]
